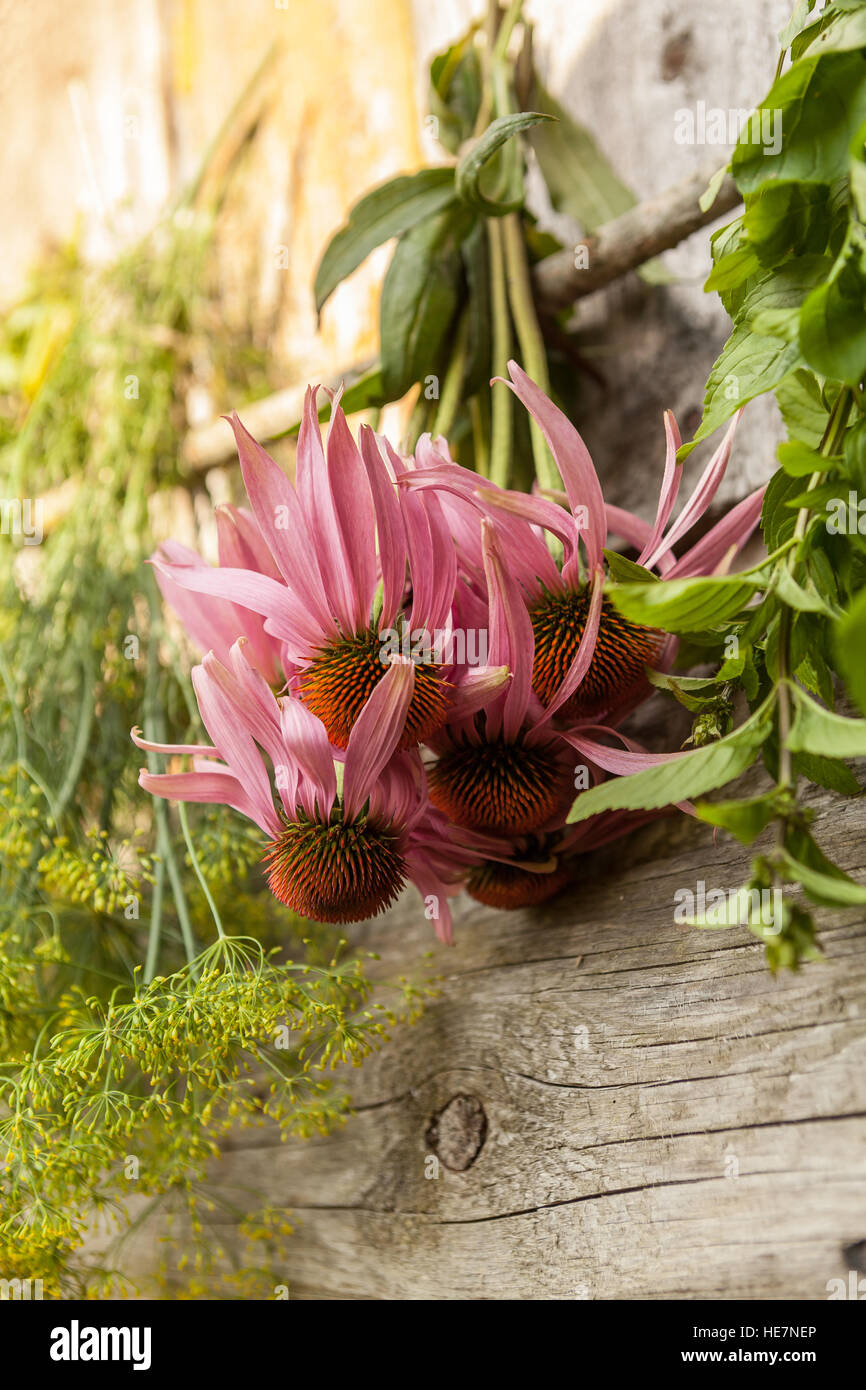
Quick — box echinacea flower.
[425,519,576,835]
[151,390,467,751]
[402,361,765,726]
[133,640,466,941]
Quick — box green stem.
[432,309,470,438]
[471,395,490,478]
[501,213,558,492]
[178,800,226,941]
[487,218,513,487]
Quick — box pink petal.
[343,659,416,820]
[481,520,533,742]
[448,665,511,720]
[279,697,337,821]
[226,412,337,638]
[645,412,741,568]
[138,768,277,836]
[192,662,277,834]
[327,404,377,628]
[500,360,606,571]
[637,411,683,564]
[668,486,765,579]
[130,726,215,756]
[359,426,408,629]
[539,567,605,722]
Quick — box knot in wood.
[426,1093,487,1172]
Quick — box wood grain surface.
[210,775,866,1300]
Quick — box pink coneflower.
[402,361,764,726]
[425,520,575,835]
[150,390,472,752]
[132,640,467,940]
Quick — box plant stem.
[501,213,558,492]
[432,309,470,438]
[178,800,226,941]
[487,218,513,487]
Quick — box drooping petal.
[150,555,320,655]
[499,360,606,571]
[537,566,605,723]
[130,726,215,757]
[637,411,683,564]
[448,665,511,720]
[191,662,278,834]
[481,519,534,742]
[668,485,765,578]
[138,768,277,836]
[342,658,416,820]
[645,412,741,568]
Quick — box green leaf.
[843,413,866,490]
[776,439,831,476]
[762,467,804,550]
[835,586,866,715]
[429,34,483,154]
[694,791,781,845]
[646,669,732,714]
[786,682,866,757]
[774,566,838,616]
[779,850,866,907]
[743,180,833,267]
[379,209,469,400]
[609,573,765,632]
[779,0,814,50]
[731,51,866,194]
[566,700,773,823]
[314,169,457,314]
[681,259,829,457]
[455,113,554,215]
[699,165,729,214]
[793,750,862,794]
[603,550,658,584]
[800,220,866,384]
[775,370,834,449]
[796,5,866,59]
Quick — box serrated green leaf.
[731,51,866,194]
[786,682,866,757]
[762,467,805,549]
[314,169,457,314]
[776,439,831,476]
[775,370,834,448]
[793,750,862,793]
[774,566,838,616]
[566,700,773,823]
[681,260,829,457]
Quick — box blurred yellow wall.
[1,0,425,381]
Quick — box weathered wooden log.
[208,775,866,1300]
